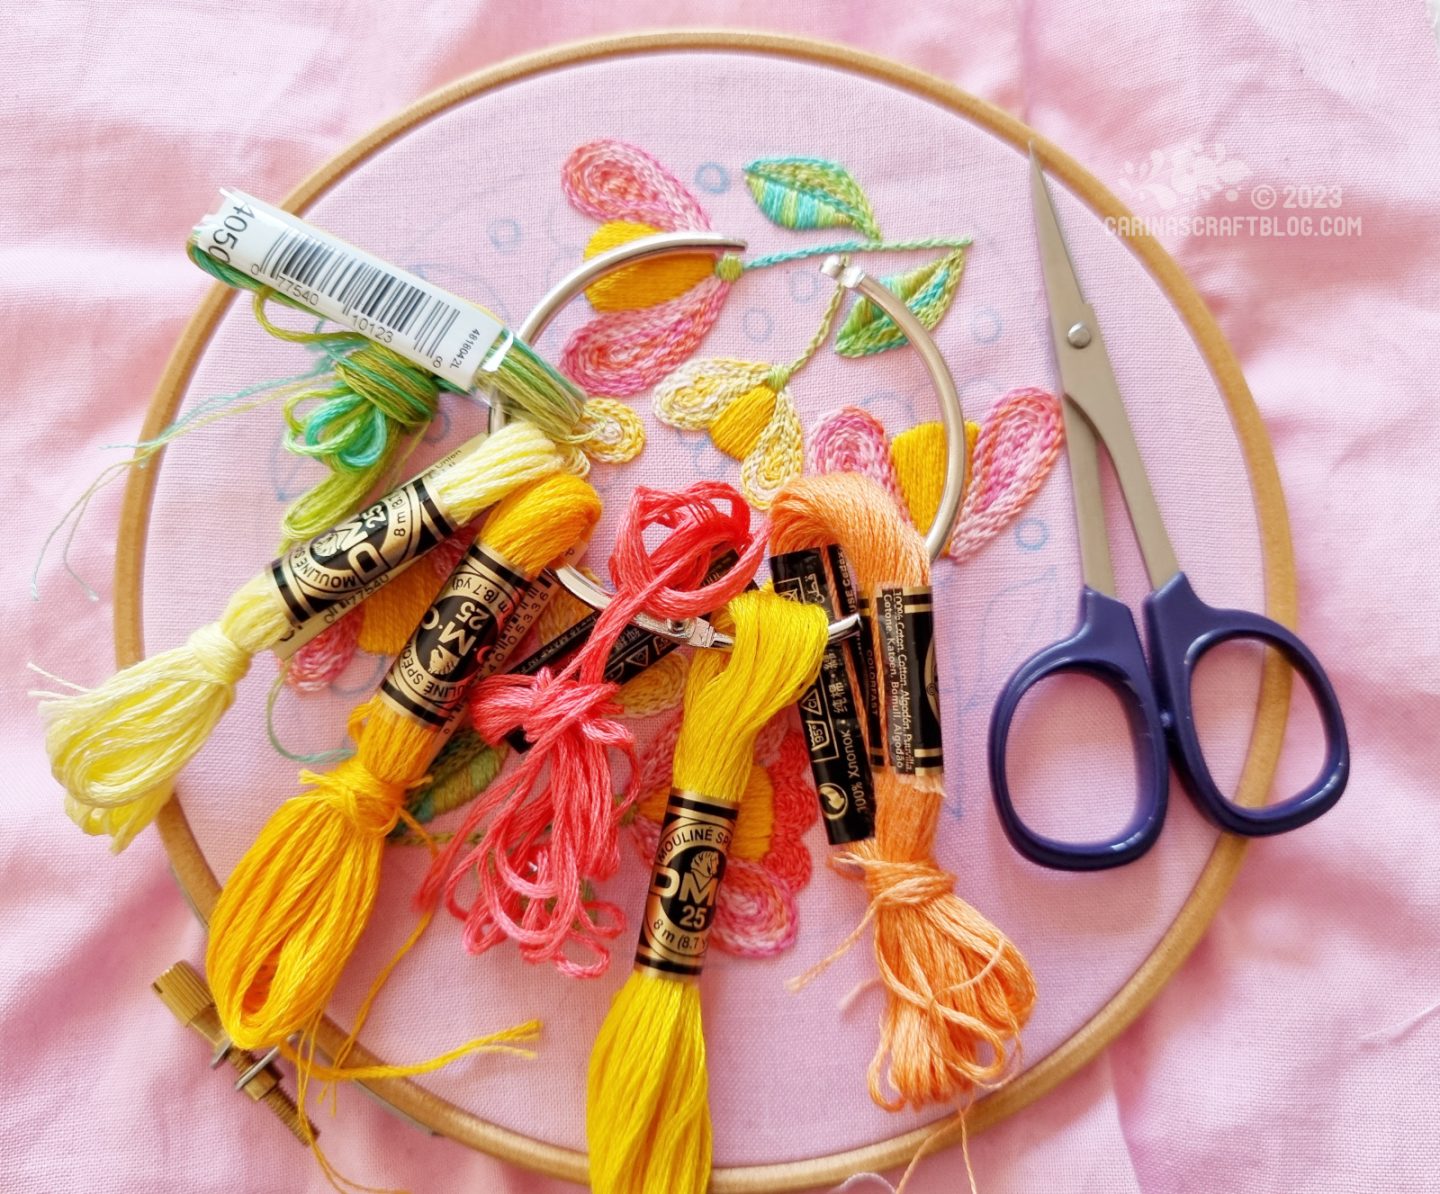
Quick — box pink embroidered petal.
[949,386,1065,563]
[561,277,730,398]
[562,139,711,231]
[808,404,905,506]
[711,857,798,958]
[284,611,360,692]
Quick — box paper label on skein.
[502,550,743,753]
[484,545,585,672]
[270,441,481,658]
[635,792,737,982]
[193,191,507,390]
[770,549,876,844]
[875,586,945,776]
[269,475,458,652]
[378,545,526,729]
[830,546,886,768]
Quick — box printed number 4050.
[203,202,257,265]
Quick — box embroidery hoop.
[116,32,1298,1189]
[495,251,969,647]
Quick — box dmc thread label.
[875,585,945,776]
[270,475,456,633]
[770,548,876,844]
[829,544,886,768]
[635,792,737,981]
[193,191,507,390]
[378,544,525,728]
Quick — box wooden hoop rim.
[117,30,1296,1191]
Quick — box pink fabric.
[5,6,1439,1194]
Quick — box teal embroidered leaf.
[743,157,882,240]
[834,247,967,357]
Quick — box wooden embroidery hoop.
[117,31,1296,1191]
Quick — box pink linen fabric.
[3,4,1439,1193]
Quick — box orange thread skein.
[771,472,1036,1111]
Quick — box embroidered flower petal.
[653,358,773,431]
[711,857,798,958]
[808,404,906,506]
[583,221,718,312]
[948,386,1065,563]
[561,276,730,398]
[285,610,360,691]
[562,140,711,231]
[770,729,819,838]
[578,397,645,464]
[356,557,448,656]
[761,831,813,896]
[738,386,804,510]
[753,709,791,766]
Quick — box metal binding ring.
[489,241,967,649]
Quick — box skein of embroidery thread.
[586,589,828,1194]
[189,196,588,542]
[420,482,767,977]
[205,471,600,1052]
[771,472,1036,1110]
[36,419,565,850]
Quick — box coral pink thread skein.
[417,481,766,977]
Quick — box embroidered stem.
[770,276,848,391]
[741,236,973,273]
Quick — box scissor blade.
[1030,145,1089,351]
[1029,146,1181,591]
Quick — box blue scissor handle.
[989,586,1171,871]
[1143,572,1349,836]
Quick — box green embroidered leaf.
[743,157,882,240]
[834,247,967,357]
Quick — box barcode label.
[192,190,507,390]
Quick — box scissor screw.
[1067,322,1093,348]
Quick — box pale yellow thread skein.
[37,419,564,851]
[586,590,828,1194]
[206,472,601,1053]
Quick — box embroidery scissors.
[987,148,1349,871]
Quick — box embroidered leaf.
[834,247,966,357]
[743,157,882,240]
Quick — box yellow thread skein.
[206,472,601,1053]
[586,590,828,1194]
[354,556,452,657]
[38,420,565,851]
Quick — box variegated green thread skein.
[190,244,588,541]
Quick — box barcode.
[194,191,507,390]
[257,229,461,358]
